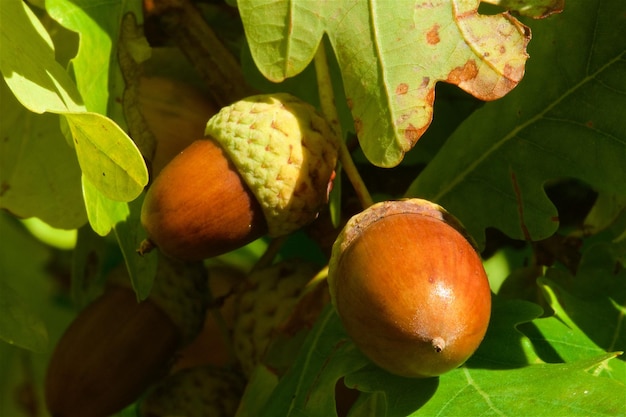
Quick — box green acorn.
[140,93,339,261]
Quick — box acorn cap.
[232,260,319,376]
[142,256,210,344]
[205,93,339,237]
[140,366,245,417]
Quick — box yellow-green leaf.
[239,0,531,167]
[67,113,147,202]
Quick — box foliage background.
[0,0,625,416]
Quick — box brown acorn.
[137,75,217,177]
[328,199,491,378]
[44,256,208,417]
[140,93,338,261]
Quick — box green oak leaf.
[239,0,530,167]
[410,354,625,416]
[0,0,148,221]
[82,175,131,236]
[66,112,147,202]
[0,214,50,352]
[255,306,370,417]
[0,0,83,114]
[527,242,626,382]
[469,296,544,368]
[45,0,143,118]
[114,195,158,301]
[0,79,87,229]
[406,0,626,248]
[0,281,48,353]
[525,277,626,383]
[340,295,624,416]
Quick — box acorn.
[328,199,491,378]
[140,93,339,261]
[140,365,246,417]
[44,255,209,417]
[232,260,321,377]
[137,75,217,177]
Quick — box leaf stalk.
[313,41,373,209]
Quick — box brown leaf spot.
[353,117,362,135]
[426,24,440,45]
[346,98,353,110]
[505,62,525,83]
[420,77,430,88]
[403,124,426,145]
[0,181,10,196]
[395,83,409,95]
[447,60,478,84]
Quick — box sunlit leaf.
[82,175,131,236]
[411,354,625,416]
[45,0,143,117]
[66,112,147,202]
[406,0,626,247]
[0,79,86,229]
[0,0,83,113]
[239,0,530,167]
[469,296,544,367]
[527,278,626,383]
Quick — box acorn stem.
[118,13,157,168]
[251,235,288,273]
[431,337,446,353]
[313,41,374,209]
[137,238,156,256]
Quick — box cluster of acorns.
[45,90,491,416]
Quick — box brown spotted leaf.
[238,0,531,167]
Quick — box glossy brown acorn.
[140,138,268,261]
[140,93,338,261]
[328,199,491,378]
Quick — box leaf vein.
[432,50,626,202]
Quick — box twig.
[118,13,157,167]
[313,40,373,209]
[144,0,254,107]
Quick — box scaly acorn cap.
[232,260,319,376]
[140,366,245,417]
[205,93,339,237]
[144,256,210,344]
